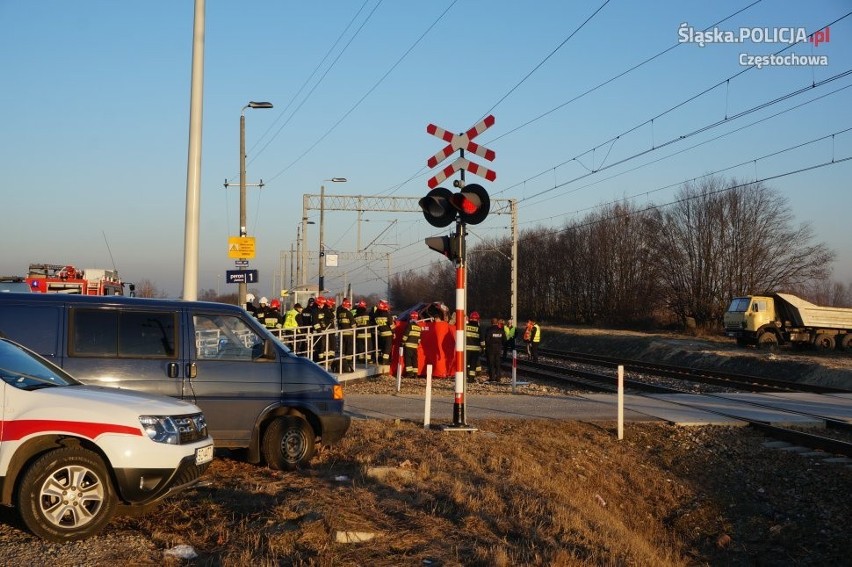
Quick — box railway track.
[536,347,851,394]
[511,349,852,458]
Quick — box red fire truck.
[25,263,125,295]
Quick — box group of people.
[244,294,542,381]
[462,315,541,383]
[244,294,394,372]
[399,310,541,383]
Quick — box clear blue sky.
[2,1,850,298]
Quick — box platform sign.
[228,236,256,259]
[234,260,249,267]
[226,270,258,284]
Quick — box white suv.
[0,338,213,542]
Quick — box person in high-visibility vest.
[283,303,302,354]
[502,318,516,361]
[525,318,541,362]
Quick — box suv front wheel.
[17,447,117,542]
[262,416,316,470]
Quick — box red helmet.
[327,297,336,307]
[315,296,326,306]
[270,299,281,309]
[409,311,419,321]
[378,299,389,310]
[469,311,480,321]
[357,300,367,308]
[342,298,352,309]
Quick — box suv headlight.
[139,416,180,445]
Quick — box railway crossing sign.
[426,115,496,188]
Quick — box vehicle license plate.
[195,444,214,465]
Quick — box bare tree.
[134,279,166,298]
[650,177,835,327]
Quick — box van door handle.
[186,362,197,379]
[167,362,179,378]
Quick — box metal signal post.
[421,115,497,431]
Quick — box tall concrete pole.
[238,110,247,307]
[181,0,205,301]
[318,184,326,294]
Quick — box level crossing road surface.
[343,387,852,428]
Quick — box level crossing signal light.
[418,183,490,228]
[424,234,462,261]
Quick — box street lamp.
[238,101,273,307]
[318,177,347,294]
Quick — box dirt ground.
[0,325,849,566]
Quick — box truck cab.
[723,295,778,346]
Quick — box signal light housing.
[450,183,490,225]
[419,183,491,227]
[424,235,461,261]
[418,187,456,228]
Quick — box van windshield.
[0,339,78,390]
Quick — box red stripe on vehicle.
[0,419,142,441]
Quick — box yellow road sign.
[228,236,256,259]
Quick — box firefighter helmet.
[409,311,419,321]
[260,297,268,305]
[342,298,352,309]
[246,293,255,302]
[315,296,326,306]
[469,311,480,321]
[327,297,336,308]
[270,299,281,309]
[357,300,367,308]
[378,299,389,310]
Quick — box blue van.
[0,293,350,470]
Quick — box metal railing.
[268,324,383,374]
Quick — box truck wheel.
[262,416,315,470]
[815,334,836,351]
[841,334,852,352]
[17,447,117,542]
[757,332,778,350]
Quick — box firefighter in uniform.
[262,299,283,332]
[336,298,355,372]
[354,300,372,362]
[245,293,258,318]
[310,296,328,362]
[324,297,338,364]
[372,299,393,370]
[465,311,484,382]
[401,311,421,378]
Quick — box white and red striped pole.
[452,253,466,426]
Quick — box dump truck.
[723,292,852,352]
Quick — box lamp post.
[238,101,273,307]
[318,177,347,294]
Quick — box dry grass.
[58,418,841,566]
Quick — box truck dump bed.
[775,293,852,329]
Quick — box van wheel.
[815,334,835,351]
[17,447,116,542]
[841,334,852,352]
[262,416,315,470]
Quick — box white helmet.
[260,296,268,305]
[246,293,255,302]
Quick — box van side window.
[0,305,61,357]
[71,309,176,358]
[193,313,264,361]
